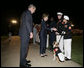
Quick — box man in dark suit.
[19,4,36,67]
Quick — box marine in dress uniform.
[63,15,72,60]
[56,12,64,53]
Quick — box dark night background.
[1,0,84,36]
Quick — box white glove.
[62,31,66,34]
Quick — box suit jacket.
[19,10,33,37]
[40,20,51,39]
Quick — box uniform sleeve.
[66,23,72,35]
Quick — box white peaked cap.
[57,12,63,15]
[64,15,69,20]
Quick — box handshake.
[51,28,57,32]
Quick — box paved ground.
[1,36,82,67]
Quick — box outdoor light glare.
[11,20,17,24]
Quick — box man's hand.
[55,32,59,35]
[30,32,33,39]
[52,28,57,31]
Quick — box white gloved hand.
[62,31,66,34]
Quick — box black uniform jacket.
[56,19,64,35]
[63,22,72,39]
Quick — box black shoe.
[27,63,31,67]
[44,55,47,56]
[41,55,45,57]
[65,57,67,59]
[20,64,31,67]
[65,58,71,61]
[26,60,31,63]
